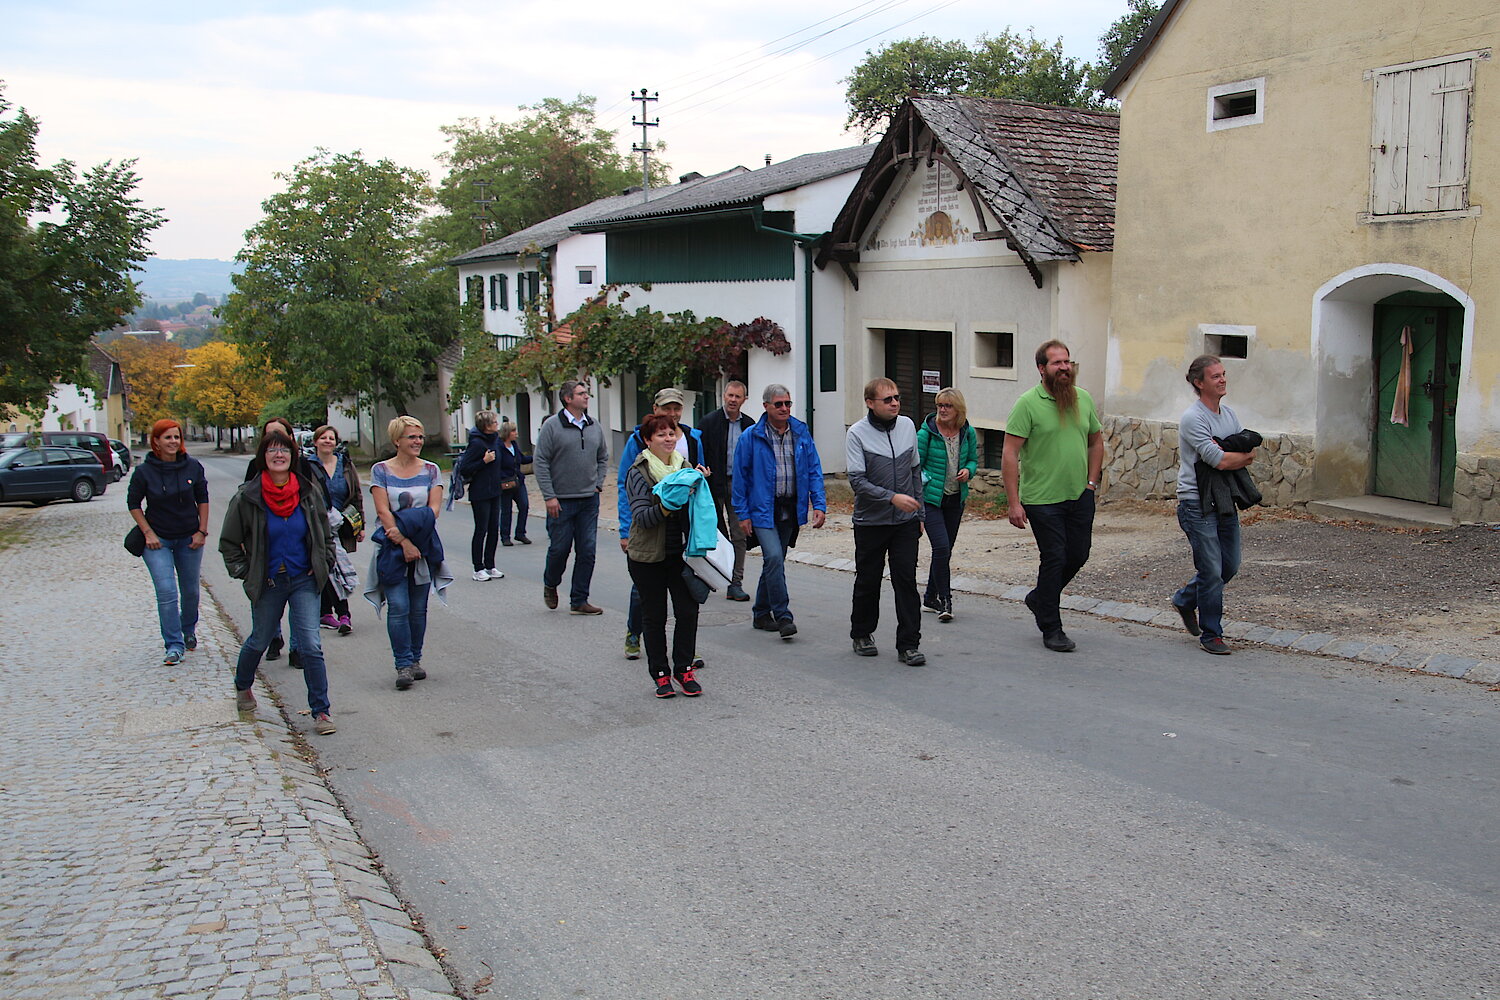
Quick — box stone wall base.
[1453,453,1500,523]
[1099,415,1316,507]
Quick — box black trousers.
[627,555,700,681]
[470,494,500,571]
[1023,489,1096,633]
[850,519,922,651]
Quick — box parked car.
[0,431,117,481]
[110,438,133,476]
[0,446,109,505]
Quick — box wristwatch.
[1087,480,1098,489]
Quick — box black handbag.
[124,525,146,557]
[681,565,711,604]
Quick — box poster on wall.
[922,370,943,394]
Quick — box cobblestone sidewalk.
[0,496,459,1000]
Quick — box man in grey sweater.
[533,380,610,613]
[846,377,925,666]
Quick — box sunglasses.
[870,394,900,404]
[768,400,793,409]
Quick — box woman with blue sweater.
[219,430,337,734]
[128,419,211,665]
[917,388,979,622]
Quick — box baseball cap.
[654,387,687,407]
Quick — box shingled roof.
[572,144,876,231]
[818,96,1118,284]
[448,168,743,266]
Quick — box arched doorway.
[1311,265,1474,505]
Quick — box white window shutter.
[1371,70,1410,215]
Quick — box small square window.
[1206,77,1265,132]
[577,268,595,285]
[975,330,1015,368]
[1198,324,1254,359]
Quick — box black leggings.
[470,495,500,570]
[627,555,700,681]
[320,580,349,618]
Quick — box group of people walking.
[128,345,1254,730]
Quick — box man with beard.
[1002,340,1104,652]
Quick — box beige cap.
[653,387,687,407]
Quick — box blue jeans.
[383,569,431,670]
[1024,489,1096,633]
[923,494,964,606]
[544,494,599,607]
[141,535,203,654]
[501,483,529,541]
[235,572,329,716]
[752,519,797,622]
[1173,500,1241,642]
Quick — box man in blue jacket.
[617,387,705,659]
[732,383,826,639]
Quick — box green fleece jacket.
[916,412,979,506]
[219,475,336,605]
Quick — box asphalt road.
[197,454,1500,1000]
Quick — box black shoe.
[753,615,779,631]
[1173,601,1201,636]
[778,619,798,639]
[938,600,953,624]
[675,668,702,696]
[288,649,304,670]
[898,648,927,666]
[1200,636,1232,655]
[852,635,877,657]
[1042,629,1076,652]
[692,656,705,670]
[654,676,677,699]
[517,536,532,545]
[411,662,427,680]
[266,637,283,661]
[726,583,750,601]
[922,598,944,615]
[502,538,514,547]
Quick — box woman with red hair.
[127,419,210,665]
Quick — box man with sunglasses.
[732,384,826,640]
[1002,340,1104,652]
[845,378,925,666]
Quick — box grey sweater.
[533,410,610,500]
[846,413,921,526]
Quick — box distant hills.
[132,258,239,302]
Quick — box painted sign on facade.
[863,162,974,255]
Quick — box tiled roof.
[914,96,1118,255]
[88,343,121,395]
[448,169,743,266]
[572,144,877,230]
[818,97,1118,277]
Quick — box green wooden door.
[1373,294,1461,505]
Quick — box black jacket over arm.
[1195,429,1264,516]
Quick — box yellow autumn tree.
[114,337,188,433]
[172,342,282,449]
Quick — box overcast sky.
[2,0,1129,260]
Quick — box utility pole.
[631,88,659,197]
[471,178,496,241]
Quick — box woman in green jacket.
[917,388,979,622]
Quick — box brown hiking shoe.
[235,689,256,713]
[569,602,603,615]
[543,584,559,610]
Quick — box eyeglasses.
[265,446,292,456]
[403,434,425,441]
[870,394,900,404]
[936,403,956,409]
[768,400,793,409]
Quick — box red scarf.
[260,471,301,518]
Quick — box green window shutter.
[606,214,795,283]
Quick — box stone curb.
[782,549,1500,688]
[208,590,465,1000]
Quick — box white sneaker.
[485,568,506,579]
[472,570,490,581]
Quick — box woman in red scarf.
[219,431,339,735]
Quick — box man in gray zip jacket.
[846,377,925,666]
[533,380,610,614]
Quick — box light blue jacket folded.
[652,468,719,557]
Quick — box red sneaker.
[654,676,677,699]
[675,669,702,697]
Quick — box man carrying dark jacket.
[697,380,755,601]
[1172,355,1258,655]
[732,383,826,640]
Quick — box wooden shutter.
[1372,59,1472,215]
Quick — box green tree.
[1090,0,1163,93]
[222,149,458,415]
[0,84,163,414]
[843,30,1102,138]
[425,95,663,262]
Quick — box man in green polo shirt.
[1002,339,1104,652]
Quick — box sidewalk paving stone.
[0,499,459,1000]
